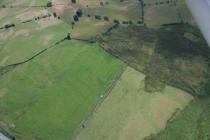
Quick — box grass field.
[0,22,70,66]
[0,41,125,140]
[74,67,193,140]
[71,17,112,39]
[99,23,210,140]
[146,98,210,140]
[1,1,209,140]
[143,0,194,28]
[144,3,180,28]
[0,0,71,66]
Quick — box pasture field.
[176,0,196,25]
[74,67,193,140]
[0,21,70,66]
[78,0,141,22]
[1,0,209,140]
[99,22,210,140]
[0,41,125,140]
[143,0,194,28]
[71,17,112,39]
[146,98,210,140]
[144,3,180,28]
[0,0,71,66]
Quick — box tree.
[66,33,71,40]
[104,16,109,21]
[113,19,120,24]
[76,9,83,17]
[4,24,15,29]
[100,2,104,6]
[53,12,57,18]
[95,15,101,20]
[46,1,52,7]
[71,0,76,4]
[73,15,79,22]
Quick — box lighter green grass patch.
[74,67,193,140]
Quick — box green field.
[74,67,192,140]
[1,0,210,140]
[0,22,70,66]
[146,98,210,140]
[0,41,124,140]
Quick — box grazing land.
[0,22,70,66]
[146,98,210,140]
[0,41,124,140]
[99,24,210,140]
[74,67,193,140]
[0,0,210,140]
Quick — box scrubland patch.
[100,25,210,97]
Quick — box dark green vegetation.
[99,24,210,140]
[0,42,124,140]
[148,25,210,97]
[100,26,157,72]
[100,24,210,97]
